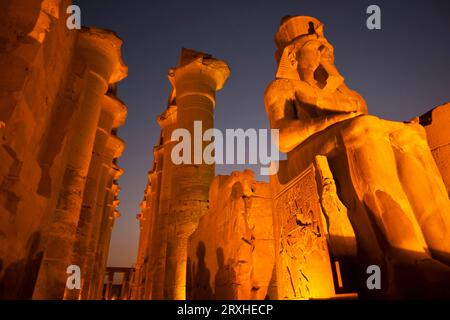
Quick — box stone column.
[164,49,230,299]
[121,269,132,300]
[65,94,127,300]
[148,106,178,299]
[93,185,121,299]
[144,152,163,299]
[33,28,127,300]
[136,186,154,299]
[86,153,124,300]
[104,270,114,300]
[132,200,149,299]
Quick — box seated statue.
[264,16,450,297]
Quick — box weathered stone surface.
[417,103,450,197]
[165,49,230,300]
[102,267,135,300]
[131,49,230,300]
[68,94,127,300]
[315,155,357,259]
[0,0,127,300]
[148,106,178,300]
[187,170,275,300]
[270,164,336,299]
[0,0,76,300]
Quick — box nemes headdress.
[275,16,325,80]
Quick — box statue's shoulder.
[265,78,296,99]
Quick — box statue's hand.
[295,85,359,113]
[293,81,319,106]
[319,111,363,131]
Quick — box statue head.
[274,16,324,58]
[289,39,325,83]
[275,16,343,89]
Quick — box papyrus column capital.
[100,95,128,129]
[111,210,121,220]
[105,134,126,160]
[111,166,125,181]
[168,49,230,105]
[157,105,177,129]
[77,27,128,85]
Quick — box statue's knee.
[391,123,428,148]
[341,115,381,142]
[405,122,427,139]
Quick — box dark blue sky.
[74,0,450,267]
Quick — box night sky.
[73,0,450,268]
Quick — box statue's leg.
[339,115,430,257]
[390,122,450,266]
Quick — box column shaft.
[32,71,107,300]
[164,49,230,299]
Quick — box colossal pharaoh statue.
[265,16,450,297]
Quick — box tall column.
[148,106,178,299]
[66,94,127,300]
[164,49,230,299]
[121,269,132,300]
[144,151,163,299]
[33,28,127,300]
[86,138,124,299]
[132,199,149,299]
[136,185,154,299]
[104,270,114,300]
[92,178,122,299]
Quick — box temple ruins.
[132,16,450,300]
[0,1,449,300]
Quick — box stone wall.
[187,171,275,300]
[0,0,127,300]
[419,102,450,197]
[270,160,337,300]
[0,0,77,299]
[269,155,362,300]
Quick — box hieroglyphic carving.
[274,165,334,299]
